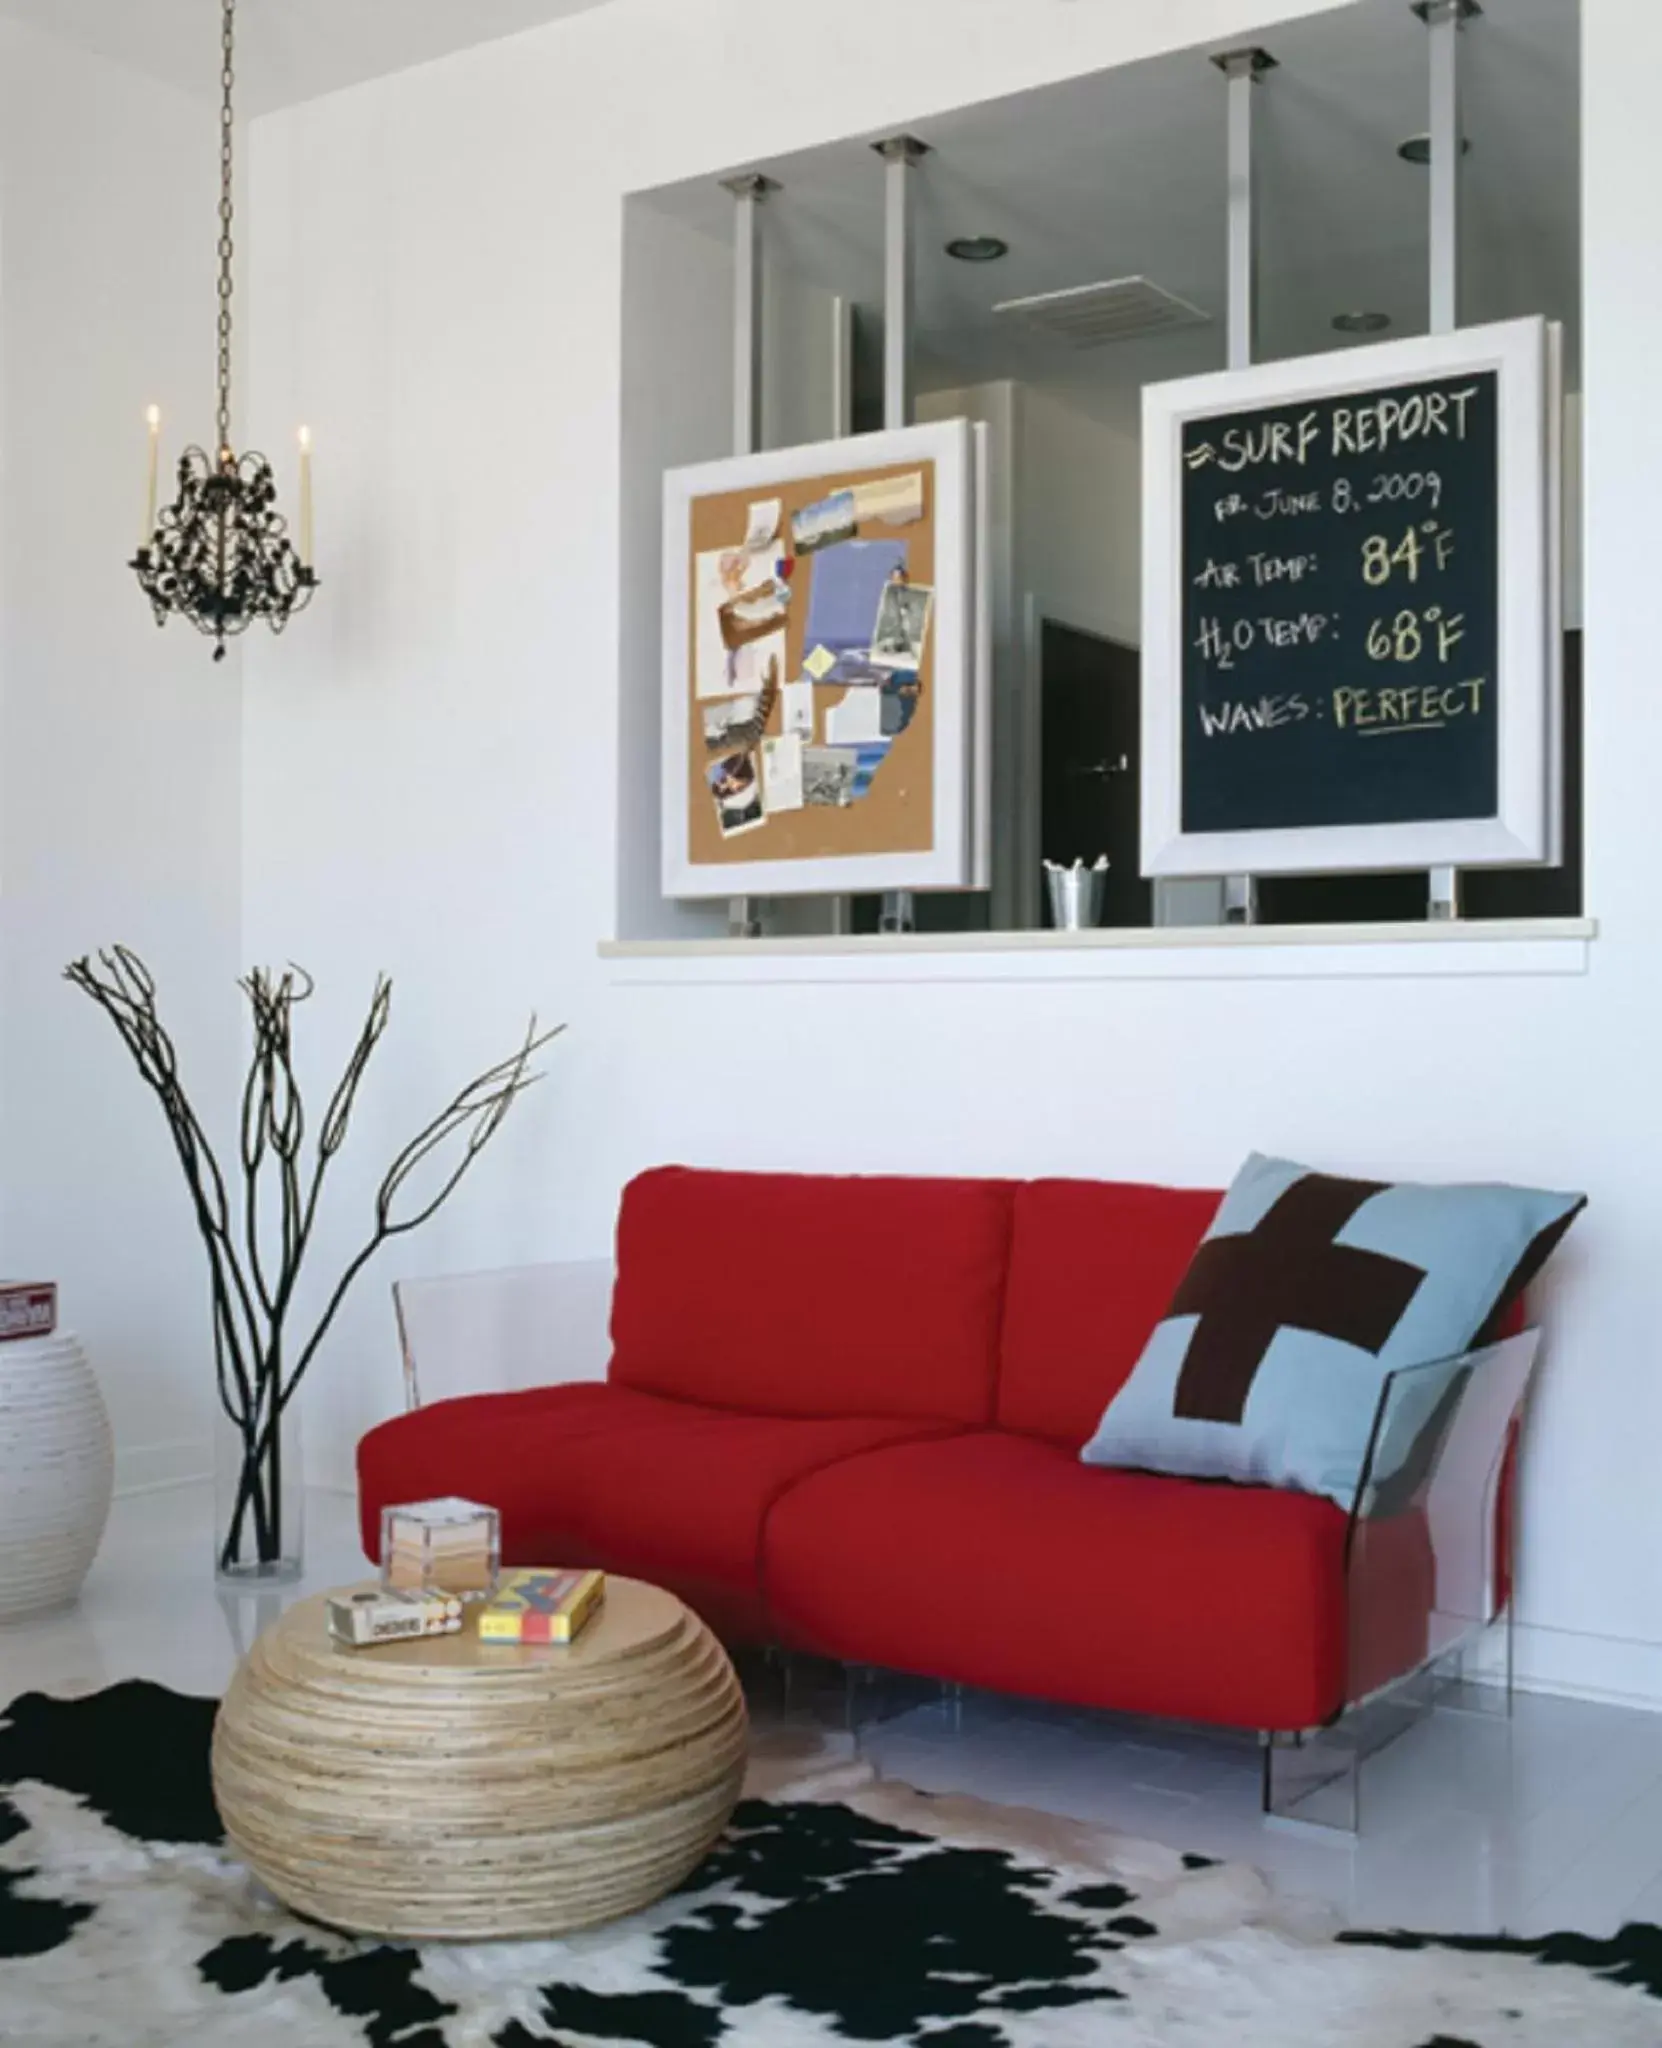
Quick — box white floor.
[3,1484,1659,1941]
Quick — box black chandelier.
[132,0,317,662]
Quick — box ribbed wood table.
[212,1578,747,1940]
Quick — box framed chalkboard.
[1141,317,1561,879]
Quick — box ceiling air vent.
[993,275,1211,349]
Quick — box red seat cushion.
[609,1167,1015,1425]
[357,1382,950,1643]
[998,1179,1223,1447]
[762,1432,1432,1731]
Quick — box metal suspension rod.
[1213,47,1275,927]
[720,172,778,940]
[1416,0,1480,919]
[874,135,930,936]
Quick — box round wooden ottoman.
[211,1577,748,1939]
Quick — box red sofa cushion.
[357,1380,949,1643]
[609,1166,1015,1425]
[762,1432,1432,1731]
[997,1179,1223,1447]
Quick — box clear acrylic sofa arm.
[1344,1329,1542,1702]
[392,1259,615,1411]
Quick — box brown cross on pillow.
[1170,1174,1426,1425]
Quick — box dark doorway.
[1040,619,1152,928]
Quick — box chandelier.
[131,0,317,662]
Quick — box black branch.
[65,947,561,1573]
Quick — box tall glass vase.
[215,1399,303,1585]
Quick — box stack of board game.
[380,1496,499,1598]
[479,1569,605,1644]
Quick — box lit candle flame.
[297,426,314,566]
[142,404,162,544]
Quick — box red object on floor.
[357,1165,1537,1733]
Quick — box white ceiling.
[0,0,610,115]
[644,0,1579,430]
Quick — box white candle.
[297,425,314,566]
[143,405,161,544]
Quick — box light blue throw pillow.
[1079,1153,1584,1510]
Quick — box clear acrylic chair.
[1262,1328,1543,1830]
[391,1259,615,1411]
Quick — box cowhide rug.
[1,1683,1659,2046]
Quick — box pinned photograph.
[880,670,923,736]
[761,732,805,814]
[791,489,857,555]
[719,576,791,652]
[802,746,858,809]
[702,694,761,751]
[851,471,925,528]
[870,577,935,671]
[782,679,815,741]
[708,751,765,837]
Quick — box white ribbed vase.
[0,1333,114,1622]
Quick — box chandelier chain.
[216,0,236,462]
[129,0,317,658]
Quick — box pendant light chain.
[216,0,237,464]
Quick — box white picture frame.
[1141,316,1560,879]
[661,419,984,900]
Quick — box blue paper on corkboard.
[803,539,908,655]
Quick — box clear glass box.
[379,1495,501,1600]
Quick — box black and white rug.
[1,1682,1659,2046]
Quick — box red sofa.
[358,1166,1486,1735]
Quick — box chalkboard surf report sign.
[1141,316,1562,880]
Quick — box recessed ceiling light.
[946,236,1009,264]
[1397,132,1472,165]
[1332,310,1392,334]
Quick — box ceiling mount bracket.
[718,173,780,202]
[871,134,931,166]
[1411,1,1482,23]
[1209,46,1278,78]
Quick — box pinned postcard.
[870,578,935,671]
[709,751,766,838]
[792,489,857,555]
[803,644,838,683]
[851,471,925,528]
[824,687,884,747]
[745,498,782,551]
[760,732,805,814]
[782,680,815,742]
[719,577,791,652]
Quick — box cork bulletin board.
[662,419,985,899]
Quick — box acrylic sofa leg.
[1260,1727,1362,1834]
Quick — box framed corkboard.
[661,419,986,898]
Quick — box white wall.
[0,22,243,1494]
[237,0,1662,1709]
